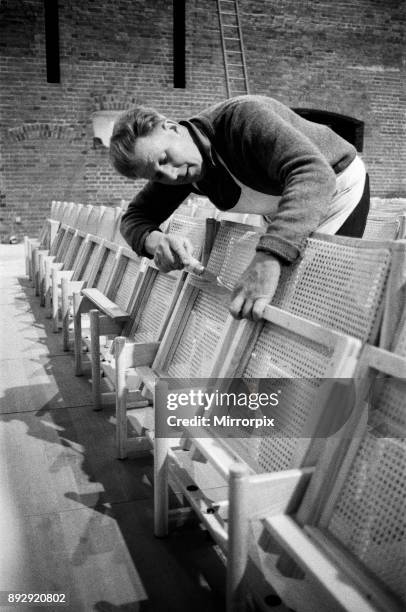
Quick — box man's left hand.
[229,252,281,321]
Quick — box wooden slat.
[81,287,129,321]
[266,516,380,612]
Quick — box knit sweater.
[120,95,357,263]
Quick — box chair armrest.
[81,288,129,322]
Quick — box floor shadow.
[0,273,226,611]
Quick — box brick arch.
[6,122,77,143]
[91,92,140,112]
[291,109,365,152]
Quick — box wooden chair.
[50,200,65,221]
[111,220,262,458]
[87,214,215,414]
[60,206,195,354]
[29,202,82,291]
[151,233,406,607]
[363,211,406,241]
[76,246,146,397]
[96,205,122,241]
[72,239,126,375]
[47,205,120,328]
[36,203,93,302]
[226,307,406,612]
[24,199,63,278]
[60,233,111,351]
[111,208,129,247]
[39,205,108,308]
[44,205,95,317]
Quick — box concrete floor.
[0,244,225,612]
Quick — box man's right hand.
[145,231,195,273]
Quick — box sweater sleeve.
[219,99,337,262]
[120,181,192,256]
[256,141,336,262]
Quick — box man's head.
[109,105,205,185]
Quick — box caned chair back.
[363,213,404,241]
[97,206,120,241]
[273,233,394,343]
[72,235,104,283]
[84,205,104,235]
[111,209,129,247]
[213,233,403,473]
[60,202,79,225]
[307,310,406,609]
[165,212,210,259]
[92,240,121,294]
[154,221,264,378]
[74,204,92,231]
[105,248,143,312]
[50,200,62,221]
[124,215,211,344]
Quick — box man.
[109,95,369,320]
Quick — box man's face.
[132,121,205,185]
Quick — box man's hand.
[145,231,195,273]
[229,252,281,321]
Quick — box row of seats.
[25,199,406,612]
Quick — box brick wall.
[240,0,405,199]
[0,0,404,240]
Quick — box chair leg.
[39,253,46,306]
[154,381,170,538]
[33,249,40,295]
[52,268,59,333]
[44,261,52,317]
[115,336,128,459]
[227,464,250,612]
[90,309,102,410]
[73,292,83,376]
[24,237,30,277]
[61,279,70,351]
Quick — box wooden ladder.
[217,0,250,97]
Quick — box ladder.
[217,0,250,97]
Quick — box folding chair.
[39,205,106,307]
[112,220,261,457]
[363,212,406,241]
[47,205,122,328]
[96,205,122,241]
[72,239,127,373]
[28,201,79,289]
[76,246,146,400]
[226,307,406,612]
[35,203,89,301]
[60,233,109,351]
[45,205,95,318]
[152,234,406,606]
[24,199,62,278]
[87,214,214,413]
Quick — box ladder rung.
[223,36,240,41]
[228,63,244,66]
[225,50,243,54]
[229,76,246,80]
